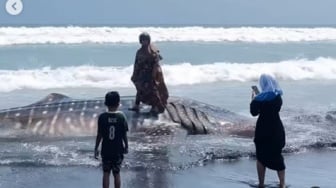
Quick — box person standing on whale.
[129,32,169,114]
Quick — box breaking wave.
[1,26,336,45]
[0,57,335,92]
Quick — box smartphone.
[251,85,260,95]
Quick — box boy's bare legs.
[102,172,121,188]
[113,173,121,188]
[277,170,285,188]
[103,172,110,188]
[257,160,266,187]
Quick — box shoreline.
[0,149,335,188]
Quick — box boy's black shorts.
[102,155,124,174]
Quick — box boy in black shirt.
[94,91,128,188]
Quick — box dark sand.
[1,149,335,188]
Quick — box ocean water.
[1,26,336,188]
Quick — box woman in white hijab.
[250,74,286,188]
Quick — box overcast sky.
[1,0,335,26]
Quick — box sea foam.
[0,57,335,92]
[1,26,336,45]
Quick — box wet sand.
[1,149,335,188]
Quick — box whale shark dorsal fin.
[28,93,72,106]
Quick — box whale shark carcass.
[0,93,255,138]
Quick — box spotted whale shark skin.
[0,93,255,138]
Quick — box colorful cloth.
[131,44,169,112]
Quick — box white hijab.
[254,74,283,101]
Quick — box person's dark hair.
[104,91,120,107]
[139,32,151,43]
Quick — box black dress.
[250,95,286,171]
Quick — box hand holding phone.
[251,85,260,95]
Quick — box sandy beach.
[1,149,335,188]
